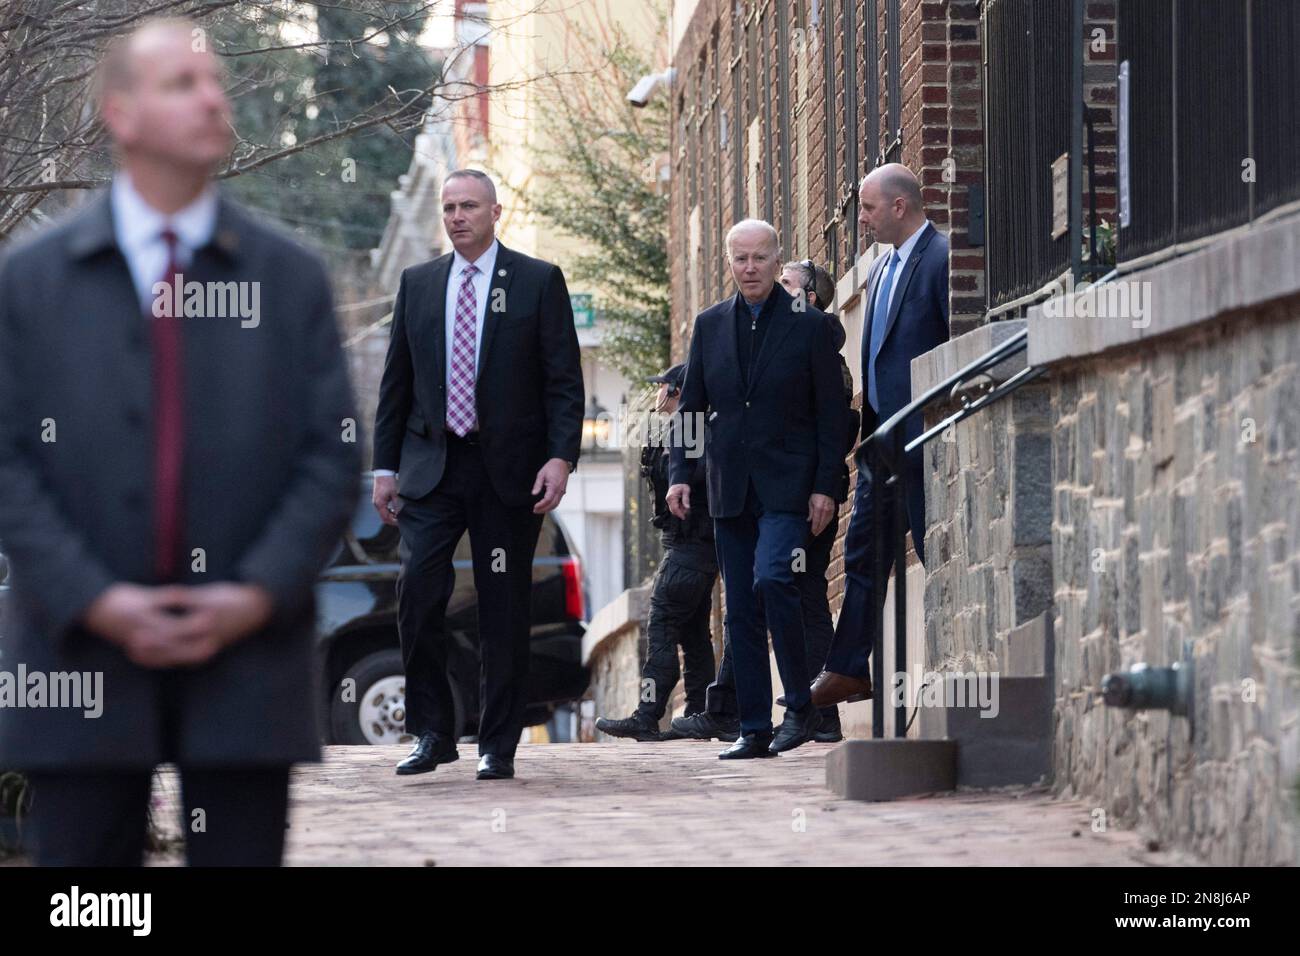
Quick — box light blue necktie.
[867,251,900,412]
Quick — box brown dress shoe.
[810,670,874,708]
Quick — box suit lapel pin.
[498,268,507,277]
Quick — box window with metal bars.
[983,0,1070,307]
[884,0,901,162]
[761,7,775,224]
[822,0,838,271]
[1116,0,1299,263]
[732,2,745,221]
[777,6,792,254]
[842,0,859,272]
[712,27,724,301]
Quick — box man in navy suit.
[812,164,949,707]
[667,220,847,758]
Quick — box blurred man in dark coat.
[0,19,360,866]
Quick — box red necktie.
[152,229,185,581]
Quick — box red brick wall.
[946,0,983,336]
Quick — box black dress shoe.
[476,755,515,779]
[670,711,741,742]
[718,731,778,759]
[770,705,822,753]
[813,706,844,743]
[395,732,459,775]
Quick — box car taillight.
[562,556,585,621]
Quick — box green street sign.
[571,293,595,328]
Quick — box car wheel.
[330,649,465,745]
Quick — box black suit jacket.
[0,191,361,770]
[670,283,848,517]
[372,243,584,506]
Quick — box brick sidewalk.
[144,742,1196,866]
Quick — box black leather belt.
[445,429,481,446]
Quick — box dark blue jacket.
[862,221,950,432]
[860,222,950,564]
[670,283,847,518]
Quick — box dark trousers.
[824,410,927,679]
[637,541,717,720]
[27,765,290,866]
[711,482,812,734]
[396,434,544,759]
[706,508,840,719]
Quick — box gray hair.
[444,169,498,203]
[783,259,835,309]
[725,218,780,257]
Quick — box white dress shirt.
[883,219,931,316]
[374,239,500,478]
[110,173,218,313]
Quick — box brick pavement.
[144,742,1199,866]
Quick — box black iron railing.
[857,328,1046,737]
[1117,0,1300,262]
[983,0,1073,307]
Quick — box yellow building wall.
[486,0,667,265]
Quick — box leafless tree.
[0,0,566,241]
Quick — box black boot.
[813,706,843,743]
[669,711,740,742]
[595,712,662,741]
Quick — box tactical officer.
[596,364,719,741]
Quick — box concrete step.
[826,739,957,800]
[829,673,1053,800]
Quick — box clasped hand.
[82,582,275,669]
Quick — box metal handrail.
[861,326,1028,470]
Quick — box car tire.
[330,649,465,745]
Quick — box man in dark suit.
[0,19,360,866]
[812,163,949,707]
[672,258,858,744]
[372,169,584,781]
[667,219,847,759]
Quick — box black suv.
[315,480,591,744]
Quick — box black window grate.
[1118,0,1300,263]
[984,0,1071,308]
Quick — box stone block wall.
[916,321,1055,675]
[1030,215,1300,866]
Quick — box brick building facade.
[651,0,1300,862]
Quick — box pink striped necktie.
[446,263,479,436]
